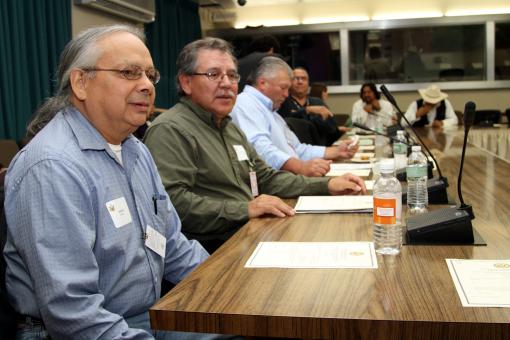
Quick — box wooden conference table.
[150,127,510,339]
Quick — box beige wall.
[71,1,140,37]
[231,0,510,27]
[327,89,510,116]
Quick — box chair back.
[284,118,323,145]
[473,110,501,127]
[0,172,17,337]
[0,140,19,168]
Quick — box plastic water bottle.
[373,159,402,255]
[393,130,407,169]
[406,145,428,215]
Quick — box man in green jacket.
[144,37,366,253]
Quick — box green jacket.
[144,97,330,243]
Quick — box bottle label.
[406,165,427,178]
[373,197,397,224]
[393,143,406,154]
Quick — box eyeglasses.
[83,66,161,85]
[191,70,240,83]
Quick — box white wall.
[71,1,140,37]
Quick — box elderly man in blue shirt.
[231,56,357,177]
[2,25,220,339]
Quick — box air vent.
[75,0,156,23]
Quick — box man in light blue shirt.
[3,25,212,339]
[231,56,357,177]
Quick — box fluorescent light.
[445,8,510,16]
[372,11,443,20]
[234,19,300,28]
[302,15,369,24]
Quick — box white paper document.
[326,169,371,177]
[330,163,373,170]
[364,180,375,191]
[294,195,373,213]
[446,259,510,307]
[358,138,374,146]
[358,145,375,151]
[245,242,378,268]
[354,152,375,158]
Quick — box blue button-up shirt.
[231,85,325,170]
[4,107,208,339]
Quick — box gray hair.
[247,56,292,86]
[27,24,145,139]
[176,37,237,96]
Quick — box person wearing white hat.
[403,84,457,128]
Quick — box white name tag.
[106,197,132,228]
[145,225,166,258]
[233,145,249,161]
[249,171,259,197]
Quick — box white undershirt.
[108,143,123,166]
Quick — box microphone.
[380,85,449,204]
[406,101,480,245]
[457,101,476,219]
[352,122,412,145]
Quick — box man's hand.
[363,104,373,114]
[307,105,333,120]
[431,119,443,128]
[328,173,367,195]
[325,140,358,160]
[248,194,295,218]
[416,103,434,118]
[282,157,331,177]
[371,99,381,111]
[300,158,332,177]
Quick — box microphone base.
[386,124,403,137]
[402,177,449,204]
[406,207,479,245]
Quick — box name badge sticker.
[145,225,166,258]
[106,197,132,228]
[233,145,249,161]
[249,171,259,197]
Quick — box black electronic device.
[401,178,449,204]
[406,102,480,245]
[380,85,449,204]
[352,122,409,145]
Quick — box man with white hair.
[403,84,457,128]
[4,25,211,339]
[231,56,358,177]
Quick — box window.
[224,32,341,84]
[211,14,510,90]
[349,25,486,85]
[496,22,510,80]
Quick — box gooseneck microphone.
[380,84,446,181]
[457,101,476,219]
[405,101,481,245]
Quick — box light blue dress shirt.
[4,107,208,339]
[231,85,325,170]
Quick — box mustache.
[216,90,236,98]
